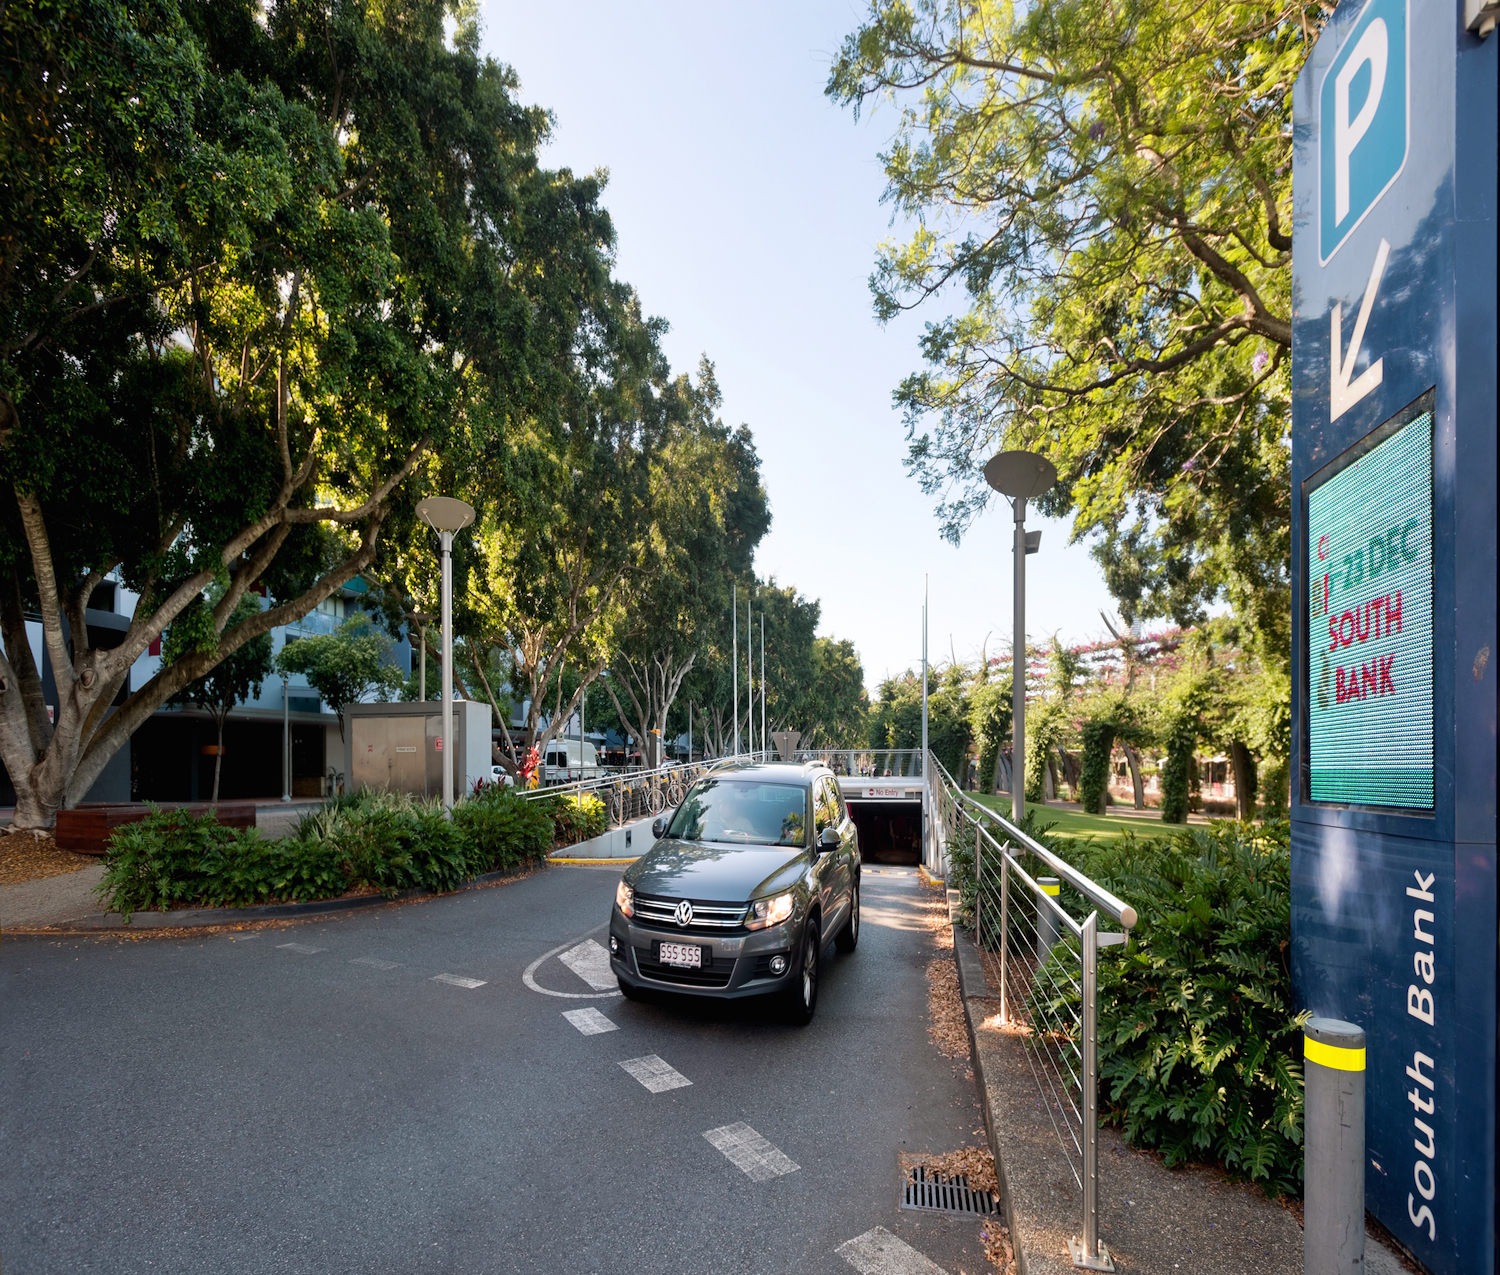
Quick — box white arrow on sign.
[1330,237,1390,421]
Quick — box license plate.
[658,942,703,969]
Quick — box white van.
[542,738,603,784]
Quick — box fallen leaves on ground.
[901,1148,1014,1273]
[927,955,970,1059]
[0,831,97,884]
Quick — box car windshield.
[666,779,807,847]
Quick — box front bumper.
[609,907,796,998]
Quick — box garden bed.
[93,787,607,921]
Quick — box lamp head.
[416,496,475,534]
[983,450,1057,500]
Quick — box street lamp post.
[983,450,1057,825]
[416,496,475,813]
[281,674,291,803]
[411,611,435,702]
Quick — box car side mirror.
[818,826,841,851]
[652,816,668,839]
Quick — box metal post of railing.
[974,818,983,949]
[998,848,1010,1023]
[1069,911,1113,1271]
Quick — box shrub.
[946,811,1305,1195]
[537,792,607,845]
[454,785,555,868]
[1077,718,1116,815]
[98,787,555,917]
[1071,821,1304,1195]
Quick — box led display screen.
[1306,397,1434,808]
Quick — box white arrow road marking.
[558,938,618,991]
[562,1007,618,1035]
[431,973,486,989]
[350,957,400,970]
[276,943,324,955]
[837,1227,950,1275]
[703,1122,800,1181]
[1331,237,1390,422]
[618,1055,692,1093]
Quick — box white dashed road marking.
[618,1055,692,1093]
[837,1227,950,1275]
[431,973,486,989]
[703,1122,800,1181]
[351,958,400,970]
[558,938,618,991]
[562,1007,618,1035]
[276,943,324,955]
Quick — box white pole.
[688,702,693,764]
[418,622,426,701]
[922,578,929,763]
[281,675,291,802]
[441,529,454,813]
[732,583,739,756]
[760,612,766,761]
[747,596,753,757]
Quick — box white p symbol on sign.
[1334,19,1388,225]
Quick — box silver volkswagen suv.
[608,761,860,1024]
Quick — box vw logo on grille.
[674,899,694,927]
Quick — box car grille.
[633,894,748,931]
[635,947,736,988]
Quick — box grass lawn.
[963,792,1190,844]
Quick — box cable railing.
[518,752,762,827]
[929,756,1135,1273]
[791,748,926,777]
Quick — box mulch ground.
[0,830,99,885]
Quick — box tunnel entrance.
[848,800,923,865]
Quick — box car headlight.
[746,891,794,930]
[615,879,634,918]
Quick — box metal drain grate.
[900,1165,1000,1217]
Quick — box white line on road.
[562,1007,618,1035]
[276,943,324,955]
[703,1122,800,1181]
[522,923,623,999]
[837,1227,950,1275]
[432,973,486,989]
[558,938,617,991]
[618,1055,692,1093]
[351,958,400,970]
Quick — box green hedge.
[948,815,1304,1195]
[1071,821,1303,1195]
[97,786,555,919]
[534,792,607,845]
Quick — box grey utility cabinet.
[343,700,493,799]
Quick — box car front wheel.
[783,922,820,1026]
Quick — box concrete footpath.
[951,927,1410,1275]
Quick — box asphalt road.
[1,864,993,1275]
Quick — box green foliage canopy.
[828,0,1322,664]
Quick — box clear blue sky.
[480,0,1119,688]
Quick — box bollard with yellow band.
[1036,876,1061,960]
[1304,1016,1366,1275]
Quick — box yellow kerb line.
[1304,1035,1366,1071]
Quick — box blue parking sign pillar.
[1291,6,1496,1274]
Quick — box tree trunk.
[1122,742,1146,809]
[212,710,226,803]
[1229,739,1258,821]
[1044,752,1057,801]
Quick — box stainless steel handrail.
[929,749,1126,1272]
[938,765,1136,932]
